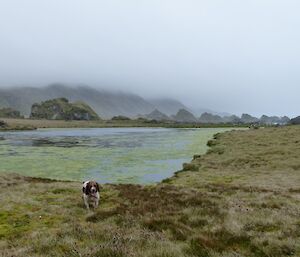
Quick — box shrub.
[182,163,198,171]
[0,120,6,127]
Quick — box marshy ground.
[1,118,246,130]
[0,126,300,256]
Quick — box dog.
[82,180,100,210]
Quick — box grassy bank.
[0,126,300,256]
[0,119,36,131]
[1,118,248,129]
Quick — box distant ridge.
[0,84,154,118]
[0,84,292,123]
[148,98,190,116]
[199,112,223,124]
[172,109,198,123]
[0,84,189,119]
[145,109,171,121]
[290,116,300,125]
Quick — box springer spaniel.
[82,180,100,210]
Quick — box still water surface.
[0,127,232,183]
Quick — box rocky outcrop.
[240,113,259,124]
[260,115,278,124]
[222,115,242,124]
[260,115,290,125]
[280,116,291,124]
[0,120,7,127]
[148,99,189,116]
[290,116,300,125]
[172,109,198,123]
[0,84,155,118]
[198,112,223,124]
[0,108,23,118]
[145,109,170,121]
[30,98,100,120]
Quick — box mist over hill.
[1,84,290,123]
[0,84,195,118]
[147,99,190,116]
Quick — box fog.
[0,0,299,116]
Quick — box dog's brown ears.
[96,182,100,192]
[86,182,91,194]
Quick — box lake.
[0,127,232,184]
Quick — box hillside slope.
[0,84,155,118]
[172,109,198,122]
[148,98,190,116]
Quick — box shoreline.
[0,127,233,184]
[0,117,250,131]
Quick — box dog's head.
[83,181,100,195]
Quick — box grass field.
[0,125,300,256]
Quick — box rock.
[30,98,100,120]
[0,120,7,127]
[145,109,170,121]
[290,116,300,125]
[259,115,290,125]
[240,113,259,124]
[172,109,198,123]
[279,116,290,124]
[193,154,201,160]
[199,112,224,124]
[222,115,241,124]
[207,139,217,147]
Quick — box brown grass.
[1,117,247,129]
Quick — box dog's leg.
[83,194,90,210]
[94,199,99,209]
[95,193,100,209]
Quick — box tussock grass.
[1,126,300,256]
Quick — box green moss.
[0,211,31,238]
[51,188,77,194]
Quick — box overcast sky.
[0,0,299,116]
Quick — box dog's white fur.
[82,180,100,210]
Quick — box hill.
[148,98,190,116]
[198,112,223,124]
[30,98,100,120]
[145,109,171,121]
[172,109,198,123]
[290,116,300,124]
[240,113,259,124]
[0,84,155,118]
